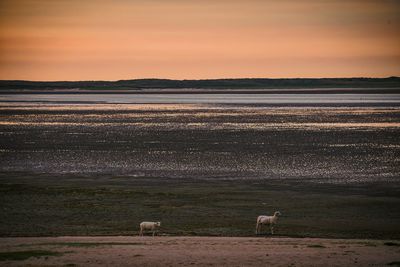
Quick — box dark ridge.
[0,77,399,91]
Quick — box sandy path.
[1,236,399,266]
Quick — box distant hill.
[0,77,399,91]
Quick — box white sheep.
[139,221,161,236]
[256,211,281,235]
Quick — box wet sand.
[1,103,399,183]
[1,236,399,267]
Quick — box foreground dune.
[0,236,399,266]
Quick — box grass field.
[1,174,400,239]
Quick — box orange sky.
[0,0,399,80]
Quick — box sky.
[0,0,399,81]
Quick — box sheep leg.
[270,226,274,235]
[256,222,259,234]
[152,230,155,237]
[257,223,262,235]
[139,228,143,236]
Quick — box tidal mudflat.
[0,103,399,238]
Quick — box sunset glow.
[1,0,399,80]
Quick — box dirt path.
[0,236,399,266]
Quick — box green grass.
[384,242,400,247]
[387,262,400,266]
[36,242,144,248]
[307,244,326,248]
[0,250,64,261]
[1,176,400,239]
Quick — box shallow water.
[1,93,400,104]
[0,104,399,184]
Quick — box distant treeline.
[1,77,400,90]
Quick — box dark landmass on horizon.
[1,77,400,94]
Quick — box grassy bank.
[1,175,399,239]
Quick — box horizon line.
[1,76,399,83]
